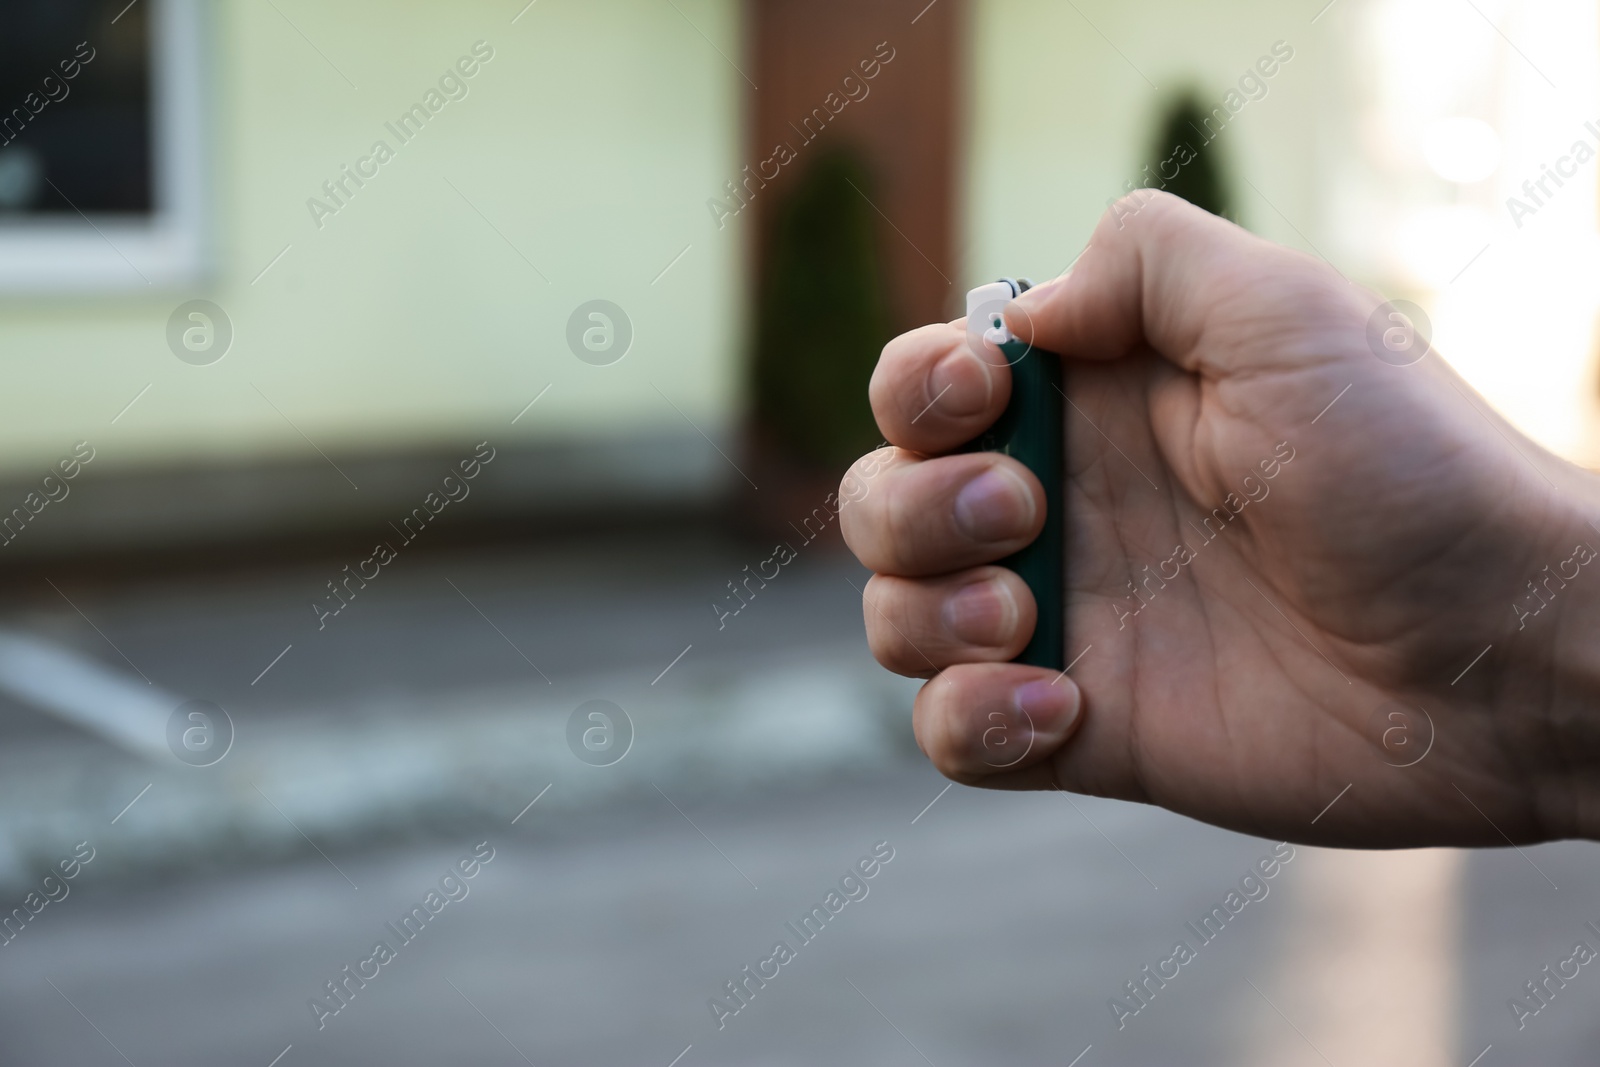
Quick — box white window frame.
[0,0,207,293]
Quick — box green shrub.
[752,149,893,472]
[1148,90,1235,221]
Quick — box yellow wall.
[12,0,1586,490]
[964,0,1334,288]
[964,0,1600,467]
[0,0,744,475]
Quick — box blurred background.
[0,0,1597,1063]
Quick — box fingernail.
[940,579,1017,646]
[927,350,992,419]
[953,468,1035,543]
[1014,679,1080,744]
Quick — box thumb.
[1002,191,1327,376]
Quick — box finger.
[862,567,1036,677]
[868,321,1013,455]
[913,662,1082,788]
[1005,190,1348,376]
[839,450,1044,577]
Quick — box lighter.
[958,279,1065,671]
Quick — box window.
[0,0,205,291]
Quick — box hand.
[840,191,1600,847]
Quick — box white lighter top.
[966,279,1023,347]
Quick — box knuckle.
[861,577,895,657]
[837,460,867,510]
[864,576,937,677]
[880,475,921,573]
[838,449,902,565]
[914,670,1010,780]
[872,324,964,427]
[871,328,924,394]
[924,702,983,780]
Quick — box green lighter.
[958,279,1065,671]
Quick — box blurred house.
[0,0,1594,566]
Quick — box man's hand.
[841,191,1600,847]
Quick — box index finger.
[867,319,1013,455]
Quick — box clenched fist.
[842,191,1600,847]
